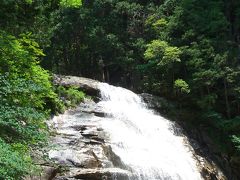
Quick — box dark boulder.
[139,93,174,113]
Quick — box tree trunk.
[224,78,231,119]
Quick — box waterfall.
[98,83,202,180]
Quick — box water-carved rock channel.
[43,77,226,180]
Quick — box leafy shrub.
[174,79,190,94]
[55,86,85,108]
[231,135,240,151]
[65,87,85,105]
[0,138,32,180]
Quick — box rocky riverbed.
[44,99,134,179]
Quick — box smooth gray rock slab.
[53,74,100,96]
[58,168,132,180]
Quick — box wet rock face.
[25,166,58,180]
[190,128,240,180]
[140,93,239,180]
[43,99,131,180]
[53,74,100,96]
[139,93,174,114]
[54,168,132,180]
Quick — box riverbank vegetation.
[0,31,85,179]
[0,1,84,178]
[0,0,240,179]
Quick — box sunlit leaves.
[144,40,167,60]
[152,18,168,32]
[174,79,190,94]
[60,0,82,8]
[231,135,240,150]
[144,40,181,67]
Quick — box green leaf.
[174,79,190,94]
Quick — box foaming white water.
[98,83,202,180]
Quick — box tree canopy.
[1,0,240,178]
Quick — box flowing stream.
[97,83,202,180]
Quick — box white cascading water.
[98,83,202,180]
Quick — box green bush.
[231,135,240,151]
[65,87,85,106]
[55,86,85,108]
[0,138,33,180]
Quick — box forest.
[0,0,240,179]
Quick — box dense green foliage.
[1,0,240,178]
[0,139,33,180]
[56,86,86,110]
[0,1,84,179]
[0,31,55,179]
